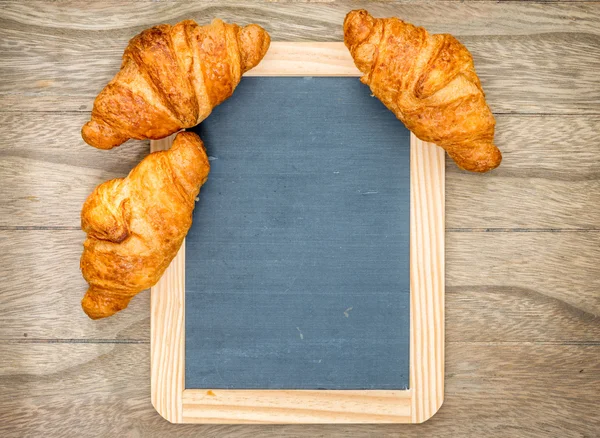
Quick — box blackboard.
[184,77,411,390]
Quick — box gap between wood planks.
[3,339,599,345]
[2,338,149,344]
[1,226,599,232]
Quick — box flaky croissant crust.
[80,132,210,319]
[82,19,270,150]
[344,9,501,172]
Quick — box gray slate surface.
[186,77,410,389]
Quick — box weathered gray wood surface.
[1,343,598,437]
[0,1,599,436]
[2,2,600,114]
[2,113,600,229]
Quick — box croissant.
[344,9,501,172]
[80,132,210,319]
[82,19,270,149]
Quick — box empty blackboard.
[185,77,410,390]
[150,42,445,424]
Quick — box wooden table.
[1,1,599,436]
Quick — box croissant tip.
[81,288,130,320]
[345,9,370,22]
[483,146,503,172]
[170,132,211,184]
[238,23,271,73]
[81,308,106,320]
[458,151,502,173]
[343,9,375,50]
[81,123,98,148]
[81,302,111,320]
[82,121,127,150]
[173,131,204,150]
[81,300,111,320]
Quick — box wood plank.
[1,2,600,113]
[149,135,184,424]
[3,2,599,38]
[1,343,598,436]
[447,231,600,320]
[409,136,445,423]
[2,113,599,229]
[446,284,600,343]
[2,230,598,343]
[0,112,148,228]
[182,390,411,424]
[246,42,359,76]
[447,115,600,230]
[0,230,150,341]
[151,241,185,424]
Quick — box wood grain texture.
[0,112,148,228]
[2,230,598,343]
[2,113,600,230]
[1,2,600,113]
[150,243,185,423]
[182,390,411,424]
[448,232,600,317]
[149,135,184,424]
[1,0,599,435]
[1,343,598,437]
[409,136,445,423]
[447,115,600,230]
[0,230,150,341]
[246,42,359,76]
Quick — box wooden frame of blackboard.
[150,42,445,424]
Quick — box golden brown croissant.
[82,19,270,150]
[344,9,501,172]
[80,132,209,319]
